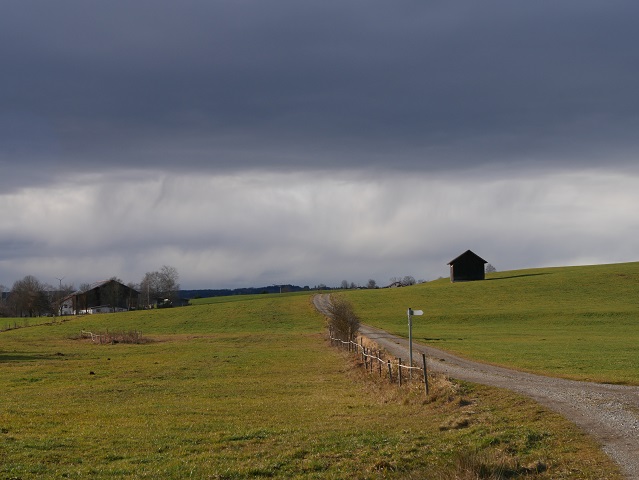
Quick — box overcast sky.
[2,1,639,290]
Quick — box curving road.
[313,294,639,479]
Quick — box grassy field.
[341,262,639,385]
[0,292,623,478]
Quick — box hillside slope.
[343,262,639,384]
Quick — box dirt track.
[313,294,639,479]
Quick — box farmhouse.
[61,279,140,315]
[448,250,488,282]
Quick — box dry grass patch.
[74,329,152,344]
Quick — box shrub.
[326,294,360,342]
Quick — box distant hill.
[179,284,318,299]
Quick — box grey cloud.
[2,0,639,191]
[0,237,44,262]
[2,2,639,289]
[1,169,639,289]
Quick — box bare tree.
[9,275,51,317]
[402,275,416,286]
[0,284,9,317]
[140,271,161,307]
[140,265,180,307]
[366,279,377,289]
[159,265,180,302]
[340,280,349,290]
[326,294,360,342]
[485,263,497,273]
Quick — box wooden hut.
[447,250,487,282]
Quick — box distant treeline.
[179,284,328,299]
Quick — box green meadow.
[0,279,628,478]
[343,262,639,385]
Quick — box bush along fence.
[328,328,430,398]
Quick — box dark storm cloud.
[2,0,639,191]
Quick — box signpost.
[407,307,423,371]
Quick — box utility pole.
[55,276,65,316]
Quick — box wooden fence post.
[378,350,382,377]
[398,358,402,386]
[422,353,429,396]
[387,360,393,383]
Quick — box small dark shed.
[447,250,487,282]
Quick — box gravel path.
[313,295,639,479]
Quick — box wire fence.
[329,330,430,396]
[1,316,73,333]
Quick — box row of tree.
[339,276,420,290]
[0,266,180,317]
[0,275,56,318]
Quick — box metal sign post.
[407,307,423,370]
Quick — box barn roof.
[64,279,139,300]
[447,249,487,265]
[78,279,112,293]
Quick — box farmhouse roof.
[447,250,487,265]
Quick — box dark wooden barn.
[62,279,139,314]
[447,250,488,282]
